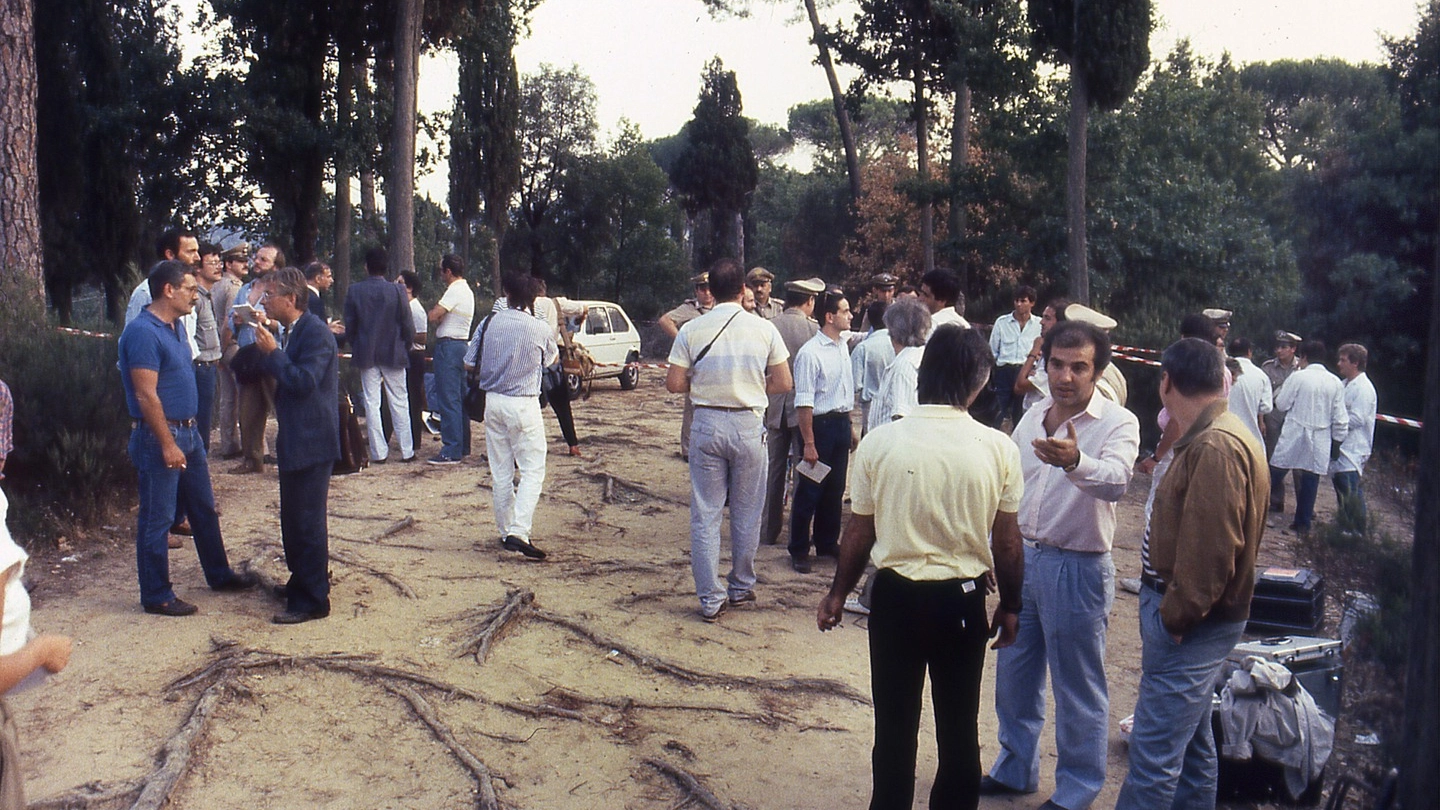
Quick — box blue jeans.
[1293,469,1320,531]
[1332,471,1366,533]
[789,413,850,559]
[1116,587,1245,810]
[689,408,766,613]
[129,424,238,607]
[991,543,1114,808]
[433,338,468,458]
[279,462,332,614]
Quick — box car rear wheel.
[618,357,639,390]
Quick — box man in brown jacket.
[1116,337,1269,810]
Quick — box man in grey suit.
[343,247,416,464]
[254,268,340,624]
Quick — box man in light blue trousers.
[666,258,792,622]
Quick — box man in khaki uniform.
[660,273,716,460]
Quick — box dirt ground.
[12,369,1392,809]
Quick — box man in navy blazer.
[255,268,340,624]
[343,247,415,463]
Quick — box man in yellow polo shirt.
[818,323,1025,810]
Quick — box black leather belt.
[195,359,218,367]
[1141,573,1168,594]
[813,411,850,421]
[132,419,196,430]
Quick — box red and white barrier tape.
[51,325,1424,429]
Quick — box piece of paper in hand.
[796,459,831,484]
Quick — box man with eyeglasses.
[660,272,717,461]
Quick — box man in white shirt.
[789,287,855,574]
[850,301,894,434]
[919,268,970,335]
[989,285,1042,429]
[866,298,931,431]
[667,259,792,621]
[1271,339,1348,534]
[1330,343,1377,534]
[427,254,475,464]
[984,321,1140,810]
[1226,337,1273,445]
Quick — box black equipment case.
[1247,567,1325,634]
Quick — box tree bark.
[1066,53,1090,304]
[1401,206,1440,809]
[387,0,423,278]
[333,53,357,310]
[0,0,44,308]
[914,67,934,276]
[803,0,860,203]
[949,81,971,293]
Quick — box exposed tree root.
[530,607,871,706]
[28,779,144,810]
[328,547,418,598]
[642,758,735,810]
[456,588,535,664]
[373,515,415,539]
[582,470,688,507]
[129,673,236,810]
[385,683,507,810]
[514,686,846,734]
[241,553,285,601]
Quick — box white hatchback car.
[565,300,642,397]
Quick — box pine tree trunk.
[733,209,744,265]
[803,0,860,203]
[333,53,356,309]
[914,68,934,276]
[1066,54,1089,305]
[0,0,44,310]
[949,81,971,293]
[1402,206,1440,809]
[387,0,423,277]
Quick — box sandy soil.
[13,370,1373,809]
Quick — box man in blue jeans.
[1117,338,1268,809]
[118,261,257,616]
[428,254,475,464]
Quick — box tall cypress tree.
[669,58,758,267]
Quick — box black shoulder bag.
[464,314,495,422]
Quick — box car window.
[587,309,611,334]
[608,308,630,333]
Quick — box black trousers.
[868,568,990,810]
[406,349,428,454]
[989,364,1023,428]
[788,413,850,559]
[279,461,331,614]
[544,374,579,447]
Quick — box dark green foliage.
[514,64,600,277]
[669,58,759,266]
[748,164,853,283]
[0,305,131,539]
[1028,0,1153,111]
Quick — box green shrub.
[0,314,133,542]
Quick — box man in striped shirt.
[667,259,792,622]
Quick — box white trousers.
[485,392,547,541]
[360,365,413,461]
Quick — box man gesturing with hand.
[817,324,1024,810]
[983,320,1140,810]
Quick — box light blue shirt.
[466,309,557,397]
[989,311,1041,366]
[851,328,895,405]
[794,330,854,414]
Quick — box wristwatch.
[1062,454,1080,473]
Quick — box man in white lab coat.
[1270,340,1348,534]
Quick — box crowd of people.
[0,231,1385,808]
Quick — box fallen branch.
[642,758,732,810]
[531,608,870,706]
[456,589,535,664]
[167,650,372,692]
[29,779,144,810]
[373,515,415,540]
[129,673,235,810]
[532,687,846,733]
[328,547,418,598]
[385,683,506,810]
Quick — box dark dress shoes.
[501,535,547,560]
[272,607,330,625]
[144,599,198,617]
[212,571,259,592]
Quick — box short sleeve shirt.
[436,279,475,340]
[851,405,1024,581]
[668,303,788,410]
[118,310,198,420]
